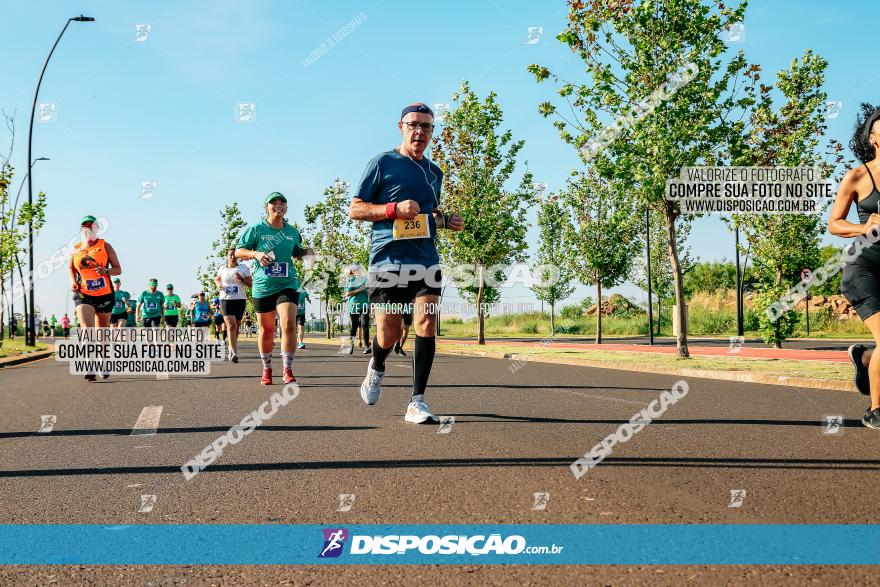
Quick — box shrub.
[521,321,540,334]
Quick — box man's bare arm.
[350,198,419,221]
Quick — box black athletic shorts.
[143,316,161,327]
[841,262,880,320]
[165,315,179,327]
[193,321,211,328]
[368,268,442,308]
[296,313,305,326]
[213,314,224,326]
[111,313,128,323]
[253,288,298,313]
[73,291,115,314]
[221,299,246,320]
[402,311,413,326]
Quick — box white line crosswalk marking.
[131,405,163,436]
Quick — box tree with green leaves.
[530,0,759,356]
[431,81,534,344]
[562,171,641,344]
[197,203,247,297]
[302,179,366,338]
[531,195,575,334]
[731,51,844,347]
[810,245,843,297]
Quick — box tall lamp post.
[645,209,654,345]
[735,225,744,337]
[25,15,95,346]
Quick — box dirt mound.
[795,294,858,319]
[586,294,643,317]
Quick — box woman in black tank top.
[829,104,880,428]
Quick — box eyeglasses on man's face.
[401,121,434,132]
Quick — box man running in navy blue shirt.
[349,103,464,423]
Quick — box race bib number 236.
[393,213,430,240]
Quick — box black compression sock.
[412,335,436,397]
[371,334,393,372]
[349,315,359,339]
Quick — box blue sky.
[1,0,876,319]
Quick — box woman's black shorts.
[253,288,298,313]
[221,299,246,320]
[73,291,114,314]
[841,262,880,321]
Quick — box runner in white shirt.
[215,248,253,362]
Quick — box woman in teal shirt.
[345,264,371,354]
[235,192,314,386]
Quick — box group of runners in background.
[64,102,464,424]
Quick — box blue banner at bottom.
[0,524,877,565]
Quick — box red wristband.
[385,202,398,220]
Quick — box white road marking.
[131,405,163,436]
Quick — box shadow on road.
[289,383,670,392]
[0,424,376,439]
[442,413,867,427]
[1,455,879,478]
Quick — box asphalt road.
[0,340,877,585]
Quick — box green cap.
[112,278,121,284]
[166,284,174,290]
[148,279,158,286]
[81,215,97,225]
[265,192,287,204]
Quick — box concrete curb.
[0,348,54,368]
[437,348,858,394]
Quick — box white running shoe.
[360,359,385,405]
[405,394,438,424]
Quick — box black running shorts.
[253,288,298,313]
[221,299,246,321]
[73,291,115,314]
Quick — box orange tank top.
[72,239,111,296]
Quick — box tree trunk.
[663,207,689,357]
[595,280,602,345]
[477,264,486,345]
[550,301,555,335]
[324,300,331,339]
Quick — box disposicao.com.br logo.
[318,528,563,557]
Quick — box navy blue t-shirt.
[353,149,443,270]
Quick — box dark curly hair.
[850,103,880,164]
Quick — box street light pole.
[25,15,94,346]
[646,209,654,345]
[735,225,744,337]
